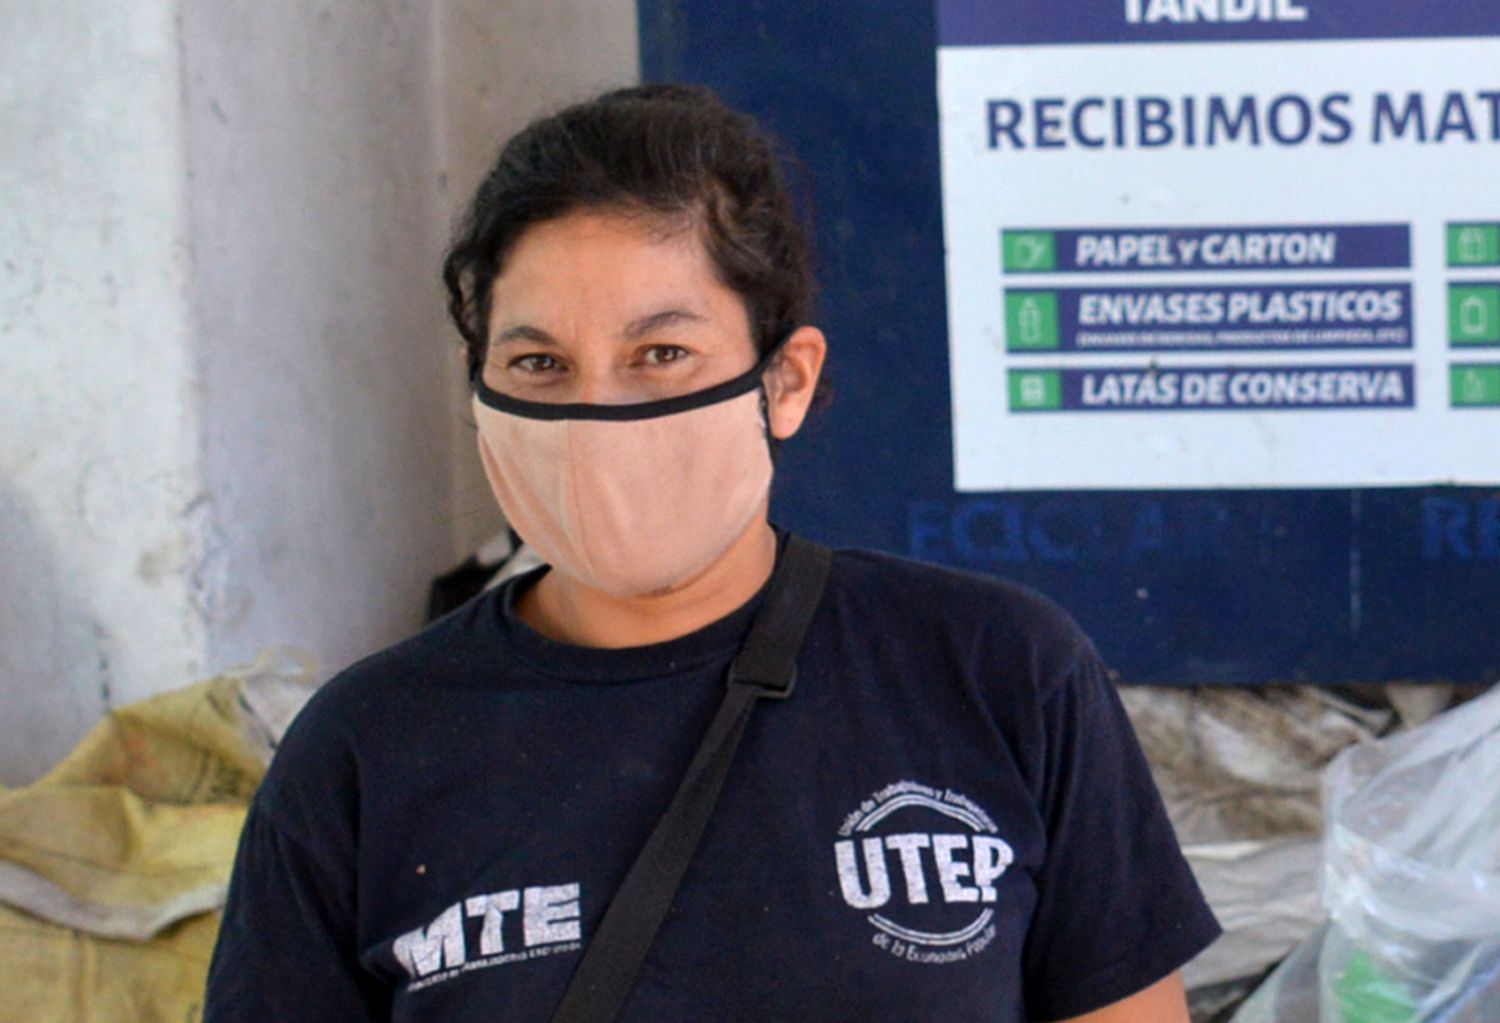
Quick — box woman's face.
[482,210,759,405]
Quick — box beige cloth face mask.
[471,352,778,598]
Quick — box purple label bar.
[1053,362,1415,411]
[939,0,1500,47]
[1012,283,1412,353]
[1012,224,1408,273]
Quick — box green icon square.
[1451,364,1500,407]
[1005,291,1060,351]
[1002,231,1056,273]
[1447,224,1500,267]
[1008,370,1062,412]
[1449,285,1500,345]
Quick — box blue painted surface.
[638,1,1500,684]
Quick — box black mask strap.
[472,335,790,423]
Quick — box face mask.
[471,346,780,598]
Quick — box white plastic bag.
[1233,683,1500,1022]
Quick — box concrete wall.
[0,0,638,785]
[1,1,205,783]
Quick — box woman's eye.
[641,345,689,366]
[510,353,560,374]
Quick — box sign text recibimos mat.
[938,1,1500,489]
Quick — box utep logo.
[392,882,583,991]
[835,782,1012,964]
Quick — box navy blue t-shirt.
[205,542,1219,1021]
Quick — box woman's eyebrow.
[491,310,704,346]
[492,324,557,346]
[622,308,704,338]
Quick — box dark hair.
[442,84,819,386]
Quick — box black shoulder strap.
[549,534,833,1023]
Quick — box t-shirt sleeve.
[1021,642,1221,1022]
[204,802,389,1021]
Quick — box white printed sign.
[937,3,1500,489]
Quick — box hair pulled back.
[442,84,817,379]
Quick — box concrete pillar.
[179,1,455,678]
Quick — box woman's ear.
[763,325,827,440]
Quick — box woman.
[206,84,1219,1022]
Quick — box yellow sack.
[0,903,219,1022]
[0,650,315,1022]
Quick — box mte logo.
[834,781,1012,964]
[1125,0,1309,23]
[391,882,582,990]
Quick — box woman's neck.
[513,515,777,649]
